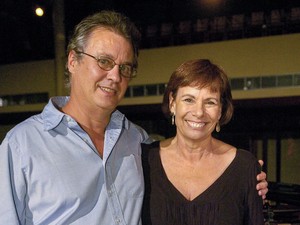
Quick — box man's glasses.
[76,51,137,78]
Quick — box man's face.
[68,28,134,113]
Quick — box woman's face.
[170,85,222,142]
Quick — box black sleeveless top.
[142,141,264,225]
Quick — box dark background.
[1,0,299,64]
[1,0,300,219]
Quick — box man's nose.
[106,65,121,82]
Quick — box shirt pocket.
[108,153,144,198]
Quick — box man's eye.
[120,65,131,73]
[99,58,112,66]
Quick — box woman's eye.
[205,100,218,106]
[183,98,194,103]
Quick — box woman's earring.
[216,122,221,132]
[172,113,175,125]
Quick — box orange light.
[200,0,223,9]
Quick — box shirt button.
[115,218,121,224]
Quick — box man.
[0,11,267,225]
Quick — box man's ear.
[67,50,78,74]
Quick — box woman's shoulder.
[234,149,261,173]
[141,140,160,151]
[213,139,237,160]
[215,139,255,162]
[141,141,160,159]
[236,149,258,161]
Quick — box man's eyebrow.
[97,53,134,65]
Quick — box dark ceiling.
[0,0,298,65]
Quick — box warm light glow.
[199,0,224,10]
[35,7,44,17]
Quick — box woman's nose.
[193,103,204,117]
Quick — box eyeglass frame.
[75,51,137,78]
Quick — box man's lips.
[99,86,117,94]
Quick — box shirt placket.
[104,124,127,225]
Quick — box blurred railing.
[140,7,300,49]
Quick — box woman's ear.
[218,102,222,120]
[218,111,222,120]
[169,92,175,114]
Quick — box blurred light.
[200,0,224,10]
[35,7,44,17]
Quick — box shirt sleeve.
[0,137,26,225]
[135,123,154,144]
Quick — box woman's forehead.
[177,86,220,96]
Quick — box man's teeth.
[188,121,205,128]
[101,87,114,92]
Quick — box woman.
[142,59,264,225]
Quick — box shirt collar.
[41,96,128,131]
[41,96,67,131]
[108,109,128,130]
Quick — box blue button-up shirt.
[0,97,151,225]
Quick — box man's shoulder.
[5,114,43,140]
